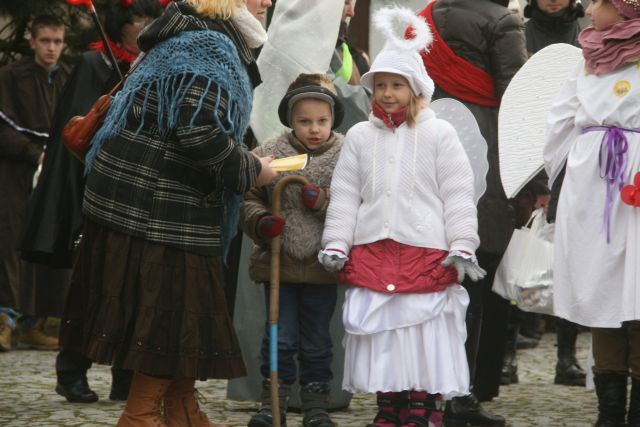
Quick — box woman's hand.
[254,155,278,187]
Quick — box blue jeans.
[259,282,337,386]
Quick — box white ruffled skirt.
[341,285,470,398]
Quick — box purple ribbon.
[583,125,638,242]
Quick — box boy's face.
[537,0,571,14]
[373,72,413,114]
[291,99,333,151]
[29,26,65,70]
[586,0,625,31]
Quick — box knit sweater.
[322,108,479,255]
[241,131,343,284]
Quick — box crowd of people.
[0,0,639,427]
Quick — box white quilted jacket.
[322,108,479,255]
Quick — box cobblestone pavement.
[0,331,596,426]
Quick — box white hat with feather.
[361,7,435,100]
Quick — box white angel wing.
[431,98,489,204]
[498,43,582,198]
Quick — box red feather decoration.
[65,0,94,8]
[159,0,172,7]
[621,172,640,207]
[120,0,133,7]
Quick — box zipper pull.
[386,113,395,127]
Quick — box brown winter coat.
[431,0,528,254]
[0,58,69,307]
[241,131,343,284]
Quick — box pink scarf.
[579,18,640,75]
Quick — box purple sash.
[583,125,640,242]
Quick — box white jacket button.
[387,284,396,291]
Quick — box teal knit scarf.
[85,29,253,259]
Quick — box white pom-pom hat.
[361,7,435,100]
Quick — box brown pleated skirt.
[60,220,246,380]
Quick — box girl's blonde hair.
[407,93,426,128]
[184,0,245,19]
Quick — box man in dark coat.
[525,0,583,55]
[0,14,69,352]
[418,1,528,425]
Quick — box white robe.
[544,60,640,328]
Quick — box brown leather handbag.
[62,56,145,163]
[62,85,119,162]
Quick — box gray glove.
[442,253,486,282]
[318,249,348,273]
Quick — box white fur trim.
[373,6,433,53]
[231,6,268,49]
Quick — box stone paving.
[0,331,597,426]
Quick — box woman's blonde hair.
[406,93,426,128]
[185,0,245,19]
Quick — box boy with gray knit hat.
[242,73,345,427]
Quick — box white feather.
[373,6,433,53]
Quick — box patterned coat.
[82,3,261,257]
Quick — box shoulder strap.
[106,53,147,97]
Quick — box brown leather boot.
[164,377,227,427]
[116,372,171,427]
[17,318,59,350]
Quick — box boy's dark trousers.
[259,282,337,385]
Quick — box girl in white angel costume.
[544,0,640,425]
[318,7,485,427]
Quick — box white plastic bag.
[492,208,555,315]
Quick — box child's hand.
[301,184,326,210]
[318,248,348,273]
[442,252,486,283]
[258,215,285,238]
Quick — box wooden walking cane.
[269,174,310,427]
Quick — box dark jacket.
[431,0,527,254]
[83,2,261,257]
